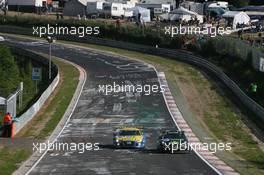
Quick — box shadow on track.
[98,144,190,155]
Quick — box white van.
[0,36,5,42]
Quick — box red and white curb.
[158,72,239,175]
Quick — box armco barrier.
[10,46,59,134]
[64,36,264,123]
[1,25,263,123]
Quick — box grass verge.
[0,56,79,175]
[0,146,30,175]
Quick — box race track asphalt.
[6,37,218,175]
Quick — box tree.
[0,44,20,97]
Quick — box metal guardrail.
[9,46,59,134]
[67,36,264,123]
[0,25,263,123]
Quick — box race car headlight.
[116,139,119,143]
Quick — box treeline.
[0,44,48,115]
[0,44,22,97]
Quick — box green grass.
[0,56,79,174]
[37,58,79,139]
[0,147,30,175]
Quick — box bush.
[169,36,184,49]
[201,39,216,57]
[186,43,200,52]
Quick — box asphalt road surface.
[6,37,218,175]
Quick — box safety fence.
[1,25,263,123]
[10,47,59,134]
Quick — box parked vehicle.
[103,2,134,18]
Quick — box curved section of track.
[7,37,218,175]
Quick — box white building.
[128,6,151,22]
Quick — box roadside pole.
[47,36,55,80]
[35,80,38,94]
[49,43,52,80]
[19,82,23,109]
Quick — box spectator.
[2,112,12,137]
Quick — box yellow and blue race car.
[113,126,146,149]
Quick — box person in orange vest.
[2,112,12,137]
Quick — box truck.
[103,2,135,18]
